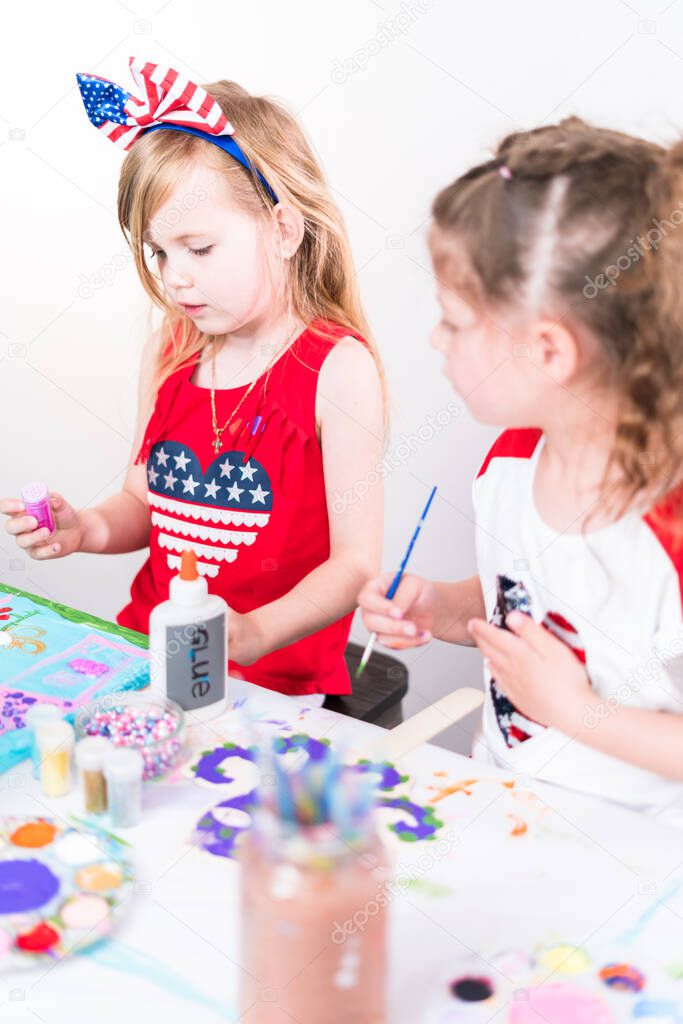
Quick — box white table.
[2,678,683,1024]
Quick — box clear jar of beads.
[75,693,185,780]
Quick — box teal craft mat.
[0,584,150,774]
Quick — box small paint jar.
[35,719,75,797]
[24,704,63,779]
[104,748,144,828]
[75,736,112,815]
[20,481,55,534]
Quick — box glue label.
[165,613,226,711]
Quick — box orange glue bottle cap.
[170,548,208,604]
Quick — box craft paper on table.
[0,584,149,774]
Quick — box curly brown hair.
[430,115,683,520]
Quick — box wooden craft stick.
[383,687,484,761]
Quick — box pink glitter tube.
[21,481,55,534]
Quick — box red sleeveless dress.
[117,319,359,696]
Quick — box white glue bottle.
[149,548,228,720]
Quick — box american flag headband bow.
[76,57,278,203]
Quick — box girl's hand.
[0,493,85,560]
[468,610,593,732]
[228,610,264,667]
[357,572,436,650]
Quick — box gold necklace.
[209,326,299,455]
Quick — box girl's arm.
[78,486,150,554]
[432,579,486,644]
[567,695,683,782]
[231,337,384,665]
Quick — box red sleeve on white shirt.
[476,428,543,480]
[643,486,683,610]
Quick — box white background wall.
[2,0,681,754]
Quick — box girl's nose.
[430,326,446,352]
[163,262,193,289]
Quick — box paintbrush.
[68,813,132,847]
[355,485,438,679]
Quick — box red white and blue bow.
[76,57,277,201]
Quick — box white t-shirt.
[471,428,683,817]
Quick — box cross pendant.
[213,438,222,454]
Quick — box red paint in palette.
[16,922,60,953]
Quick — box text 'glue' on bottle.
[149,548,228,721]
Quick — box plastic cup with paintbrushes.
[238,734,389,1019]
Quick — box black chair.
[323,642,408,729]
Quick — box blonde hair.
[117,79,384,406]
[430,116,683,518]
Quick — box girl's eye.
[148,246,213,259]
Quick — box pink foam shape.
[5,634,146,708]
[68,658,110,678]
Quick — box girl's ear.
[272,202,305,258]
[531,317,580,385]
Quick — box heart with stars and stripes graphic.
[146,440,273,579]
[489,575,586,748]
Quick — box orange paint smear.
[10,821,57,848]
[430,779,480,802]
[507,814,528,836]
[429,777,517,804]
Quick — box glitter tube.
[104,748,144,827]
[24,704,63,779]
[75,736,112,814]
[35,719,75,797]
[21,481,55,533]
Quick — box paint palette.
[422,945,683,1024]
[0,816,134,969]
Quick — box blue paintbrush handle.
[385,485,437,600]
[355,485,437,679]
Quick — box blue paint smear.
[633,997,683,1021]
[83,938,237,1021]
[619,878,683,945]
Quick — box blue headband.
[140,123,279,204]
